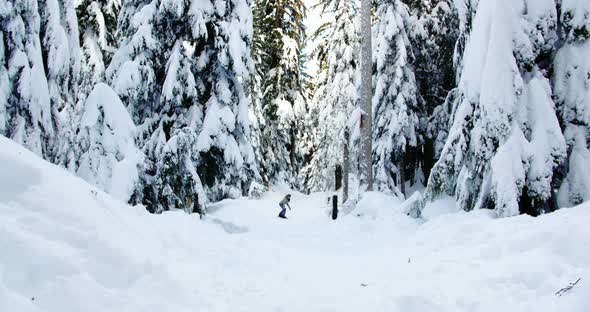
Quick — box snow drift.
[0,135,589,311]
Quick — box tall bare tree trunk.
[360,0,373,191]
[400,156,406,198]
[343,130,350,202]
[290,129,297,176]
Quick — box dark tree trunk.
[335,165,343,191]
[343,130,350,202]
[290,128,297,175]
[423,138,436,183]
[400,156,406,197]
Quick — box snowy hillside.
[1,136,589,311]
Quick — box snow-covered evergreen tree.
[39,0,81,118]
[106,0,203,211]
[195,0,258,200]
[156,127,206,214]
[450,0,478,81]
[40,0,82,168]
[372,0,419,196]
[0,0,54,157]
[406,0,459,180]
[554,0,590,207]
[423,0,566,217]
[76,83,141,201]
[4,0,588,218]
[107,0,161,125]
[248,66,266,187]
[303,0,359,192]
[0,24,8,135]
[108,0,256,210]
[249,0,267,185]
[76,0,121,94]
[252,0,307,186]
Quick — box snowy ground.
[1,135,589,312]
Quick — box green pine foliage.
[252,0,307,187]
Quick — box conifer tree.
[423,0,566,217]
[76,83,141,201]
[156,127,205,214]
[252,0,307,186]
[195,0,257,200]
[372,0,419,196]
[40,0,82,168]
[109,0,256,210]
[554,0,590,207]
[107,0,161,125]
[76,0,121,94]
[39,0,81,115]
[0,17,8,135]
[106,0,163,209]
[250,0,269,184]
[0,0,54,157]
[405,0,459,180]
[303,0,360,191]
[450,0,478,80]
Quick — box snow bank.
[420,195,461,220]
[0,135,589,311]
[0,136,204,311]
[353,191,403,219]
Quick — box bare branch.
[555,278,582,297]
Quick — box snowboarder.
[278,194,292,219]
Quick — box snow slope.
[1,135,589,311]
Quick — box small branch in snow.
[555,278,581,296]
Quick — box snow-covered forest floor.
[1,136,589,312]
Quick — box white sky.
[302,0,324,76]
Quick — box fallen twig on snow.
[555,278,581,296]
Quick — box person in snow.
[278,194,292,219]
